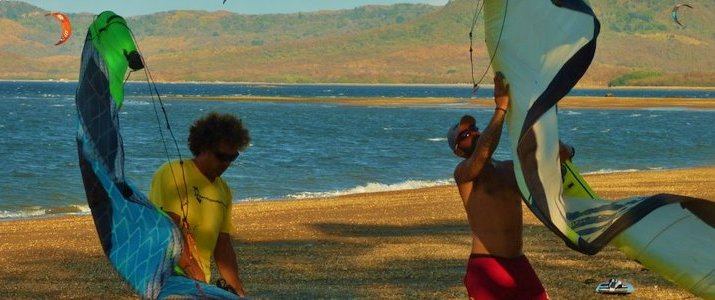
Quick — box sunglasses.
[457,125,479,141]
[214,150,240,163]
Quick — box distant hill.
[1,0,714,87]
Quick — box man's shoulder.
[157,159,191,170]
[215,177,233,200]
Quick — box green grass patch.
[608,71,662,87]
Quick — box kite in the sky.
[45,12,71,46]
[672,3,693,28]
[75,10,241,299]
[480,0,715,298]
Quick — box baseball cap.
[447,115,476,151]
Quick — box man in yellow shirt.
[150,112,250,297]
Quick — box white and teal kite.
[482,0,715,298]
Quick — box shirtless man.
[447,73,573,299]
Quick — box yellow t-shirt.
[149,159,234,282]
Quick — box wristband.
[495,107,507,113]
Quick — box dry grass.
[1,167,714,299]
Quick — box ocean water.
[1,81,714,220]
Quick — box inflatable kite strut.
[75,11,240,299]
[482,0,715,298]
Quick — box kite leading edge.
[46,12,72,46]
[672,3,693,28]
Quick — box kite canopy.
[46,12,72,46]
[75,10,240,299]
[483,0,715,297]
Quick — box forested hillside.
[1,0,714,86]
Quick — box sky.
[18,0,450,16]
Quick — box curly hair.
[188,112,250,157]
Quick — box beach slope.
[1,167,713,299]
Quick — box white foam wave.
[286,179,454,199]
[583,168,640,175]
[41,93,63,98]
[123,100,151,106]
[236,197,269,202]
[582,167,665,175]
[642,107,693,112]
[0,205,91,221]
[0,209,46,219]
[428,137,447,142]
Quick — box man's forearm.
[217,260,244,296]
[215,234,245,296]
[475,108,507,158]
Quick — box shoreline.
[7,79,715,109]
[3,78,715,90]
[166,94,715,109]
[1,166,713,298]
[1,165,712,222]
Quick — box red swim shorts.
[464,254,548,300]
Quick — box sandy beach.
[175,95,715,110]
[1,166,713,299]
